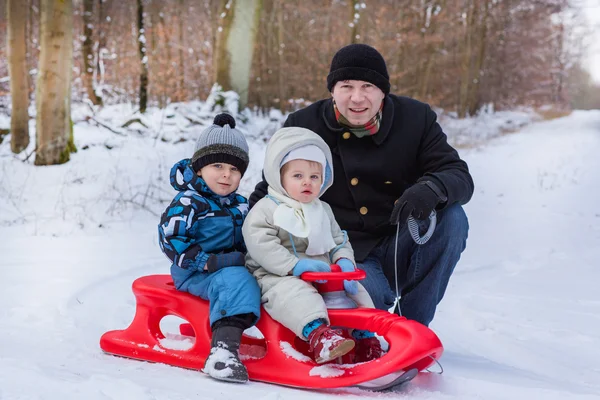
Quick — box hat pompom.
[192,112,249,176]
[213,113,236,128]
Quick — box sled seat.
[100,274,214,370]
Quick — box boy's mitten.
[206,251,246,273]
[292,259,331,283]
[390,181,447,225]
[335,258,358,295]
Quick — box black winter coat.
[249,95,474,261]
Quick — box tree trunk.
[276,0,285,111]
[467,0,490,116]
[349,0,359,44]
[458,0,476,118]
[96,0,107,90]
[35,0,74,165]
[214,0,262,108]
[213,0,234,91]
[417,0,446,100]
[229,0,262,108]
[395,6,407,93]
[177,0,185,102]
[552,19,566,106]
[137,0,148,113]
[83,0,103,105]
[28,0,37,96]
[159,10,171,108]
[7,0,30,153]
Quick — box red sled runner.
[100,266,443,390]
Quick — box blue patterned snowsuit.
[158,159,260,326]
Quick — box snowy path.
[432,110,600,399]
[0,110,599,399]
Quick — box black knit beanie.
[326,44,390,94]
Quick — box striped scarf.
[333,100,383,138]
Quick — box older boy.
[158,114,260,383]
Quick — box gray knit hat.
[191,113,249,175]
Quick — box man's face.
[331,80,385,126]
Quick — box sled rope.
[393,211,438,304]
[394,222,401,311]
[407,211,437,245]
[394,217,444,374]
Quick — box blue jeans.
[357,204,469,326]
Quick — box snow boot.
[308,324,355,364]
[203,325,249,383]
[353,336,384,363]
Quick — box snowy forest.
[1,2,600,398]
[1,0,599,166]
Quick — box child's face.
[280,159,323,203]
[197,163,242,196]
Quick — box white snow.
[1,100,599,399]
[309,365,345,378]
[158,334,194,351]
[280,341,312,362]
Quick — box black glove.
[249,172,268,209]
[205,251,246,273]
[390,181,447,225]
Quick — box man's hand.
[390,181,446,225]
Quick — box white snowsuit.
[242,127,374,338]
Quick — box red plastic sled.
[100,269,443,389]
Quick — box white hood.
[263,127,334,198]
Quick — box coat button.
[350,177,359,186]
[220,310,227,316]
[359,207,368,215]
[343,132,351,139]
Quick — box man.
[249,43,473,327]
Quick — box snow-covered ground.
[0,102,599,399]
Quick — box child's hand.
[206,251,246,273]
[292,259,331,283]
[336,258,358,295]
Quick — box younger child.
[158,114,260,383]
[242,127,383,364]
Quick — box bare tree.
[7,0,30,153]
[466,0,490,116]
[457,0,476,118]
[415,0,446,101]
[177,0,185,102]
[214,0,262,108]
[35,0,75,166]
[213,0,234,92]
[83,0,103,105]
[96,0,108,89]
[27,0,40,96]
[276,0,285,110]
[137,0,148,113]
[349,0,360,44]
